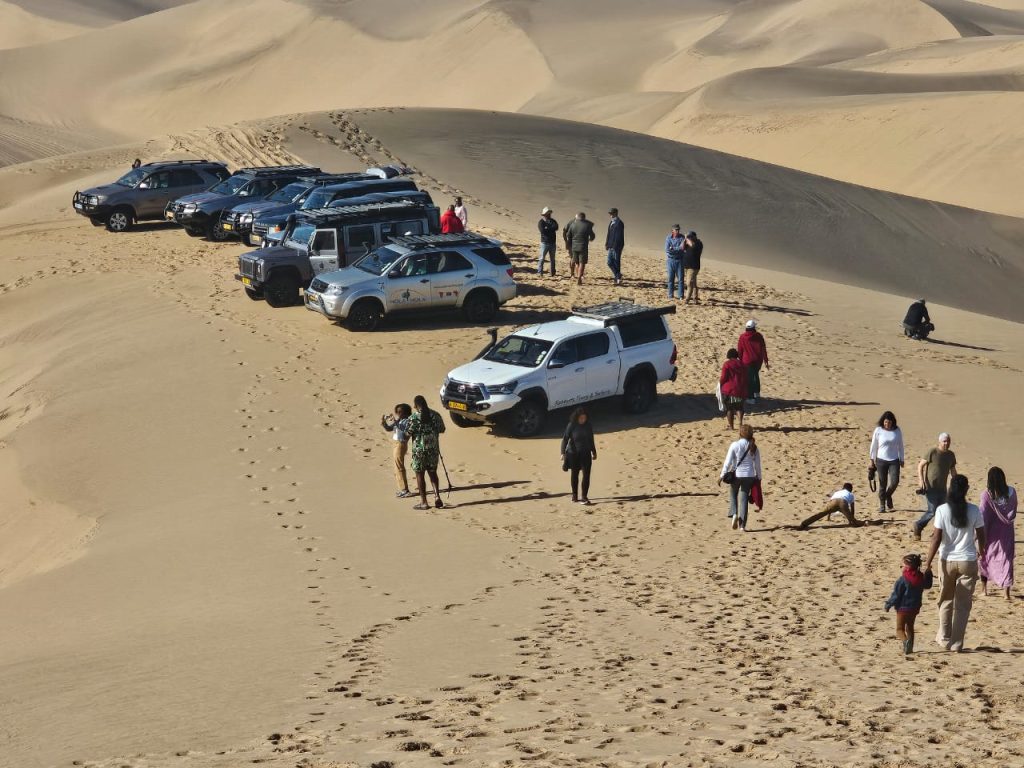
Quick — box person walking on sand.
[682,230,703,304]
[718,424,762,532]
[884,553,933,655]
[563,212,595,285]
[719,348,747,430]
[799,482,864,528]
[537,206,559,276]
[561,406,597,505]
[870,411,905,513]
[911,432,957,540]
[737,320,769,404]
[406,395,447,510]
[381,403,412,498]
[665,224,685,299]
[925,474,986,652]
[605,208,625,285]
[441,205,464,234]
[979,466,1016,600]
[454,196,468,229]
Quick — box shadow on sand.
[923,337,998,353]
[707,298,814,317]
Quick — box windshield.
[209,175,249,195]
[268,183,308,203]
[302,189,332,210]
[356,246,404,276]
[285,223,315,249]
[483,335,553,368]
[115,168,147,187]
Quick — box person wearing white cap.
[912,433,957,540]
[737,320,769,404]
[537,207,559,276]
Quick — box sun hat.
[746,319,757,329]
[542,206,552,214]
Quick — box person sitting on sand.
[903,299,934,340]
[799,482,864,528]
[884,553,933,655]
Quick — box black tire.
[263,272,300,308]
[105,208,133,233]
[89,217,105,227]
[244,287,264,301]
[185,228,204,238]
[449,411,479,428]
[506,399,546,437]
[207,218,231,242]
[623,373,656,414]
[462,290,498,323]
[347,299,383,332]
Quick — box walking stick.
[439,452,453,497]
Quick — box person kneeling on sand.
[884,553,933,655]
[799,482,864,528]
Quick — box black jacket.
[539,216,559,245]
[904,301,930,326]
[564,218,596,253]
[605,217,624,251]
[561,421,596,457]
[682,237,703,269]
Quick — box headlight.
[183,202,197,213]
[240,213,253,224]
[270,224,282,233]
[86,195,99,205]
[488,380,518,395]
[324,284,346,296]
[255,260,264,278]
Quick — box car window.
[471,246,510,266]
[209,166,231,181]
[548,340,578,368]
[577,332,611,360]
[268,182,307,203]
[434,251,472,273]
[483,335,553,367]
[170,169,203,186]
[211,175,249,195]
[357,245,404,275]
[347,225,376,250]
[242,179,276,198]
[145,172,171,189]
[399,254,433,277]
[617,317,669,347]
[381,220,424,240]
[312,229,337,253]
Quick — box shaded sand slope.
[0,0,87,49]
[308,108,1024,322]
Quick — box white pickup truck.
[440,301,678,436]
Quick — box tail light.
[506,267,514,278]
[669,344,677,365]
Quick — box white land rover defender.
[440,301,678,437]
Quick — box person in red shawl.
[737,319,769,404]
[440,204,464,234]
[719,348,747,430]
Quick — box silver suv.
[304,233,517,331]
[73,160,229,232]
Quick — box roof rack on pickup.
[571,300,676,326]
[297,200,432,220]
[141,159,218,167]
[391,233,493,249]
[233,165,322,176]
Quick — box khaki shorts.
[570,250,588,265]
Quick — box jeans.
[936,559,978,650]
[876,459,900,509]
[538,242,556,274]
[728,476,757,526]
[915,487,947,533]
[666,257,683,298]
[606,249,622,280]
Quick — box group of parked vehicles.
[73,161,680,435]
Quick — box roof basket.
[391,233,493,249]
[143,159,216,166]
[570,301,676,326]
[298,200,431,219]
[234,165,322,175]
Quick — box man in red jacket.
[737,319,769,404]
[440,205,464,234]
[719,348,748,430]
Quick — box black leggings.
[569,454,592,499]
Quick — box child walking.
[884,553,934,654]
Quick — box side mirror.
[547,361,565,370]
[139,180,151,189]
[387,269,401,279]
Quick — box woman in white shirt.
[718,424,762,532]
[924,474,987,652]
[869,410,905,513]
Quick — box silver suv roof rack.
[298,200,431,220]
[392,233,492,250]
[142,159,219,167]
[570,301,676,326]
[234,165,321,176]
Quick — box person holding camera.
[911,432,957,540]
[869,410,905,513]
[381,403,413,498]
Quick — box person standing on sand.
[870,411,905,513]
[911,433,957,540]
[605,208,625,285]
[737,320,769,404]
[454,197,468,229]
[537,206,559,276]
[406,395,447,510]
[561,406,597,505]
[925,474,986,652]
[381,403,413,498]
[665,224,685,299]
[799,482,864,528]
[718,424,762,532]
[682,230,703,304]
[563,212,595,285]
[441,205,464,234]
[719,348,747,430]
[884,553,933,655]
[979,466,1016,600]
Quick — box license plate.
[448,401,468,411]
[306,293,320,306]
[222,223,233,231]
[165,211,174,220]
[74,202,83,210]
[241,277,252,286]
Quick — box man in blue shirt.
[665,224,685,299]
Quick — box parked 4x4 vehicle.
[236,199,441,307]
[440,301,678,436]
[304,233,517,331]
[72,160,229,232]
[164,165,321,241]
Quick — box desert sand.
[1,3,1023,768]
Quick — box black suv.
[165,165,321,241]
[73,160,230,232]
[236,199,441,307]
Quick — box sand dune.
[0,0,88,49]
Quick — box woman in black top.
[561,406,597,505]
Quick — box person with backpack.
[537,206,559,276]
[718,348,747,430]
[406,395,447,510]
[718,424,762,532]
